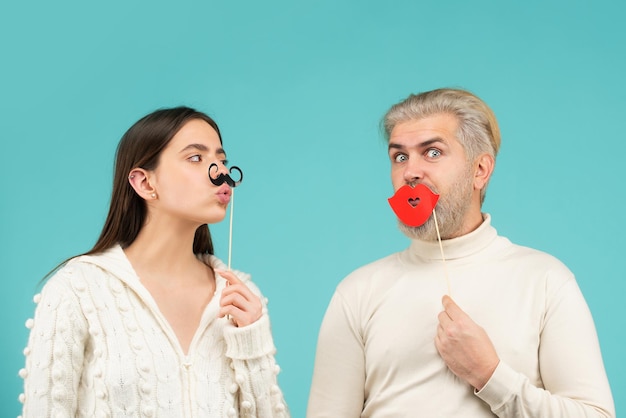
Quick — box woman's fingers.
[216,269,263,327]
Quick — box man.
[307,88,615,417]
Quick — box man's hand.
[435,295,500,390]
[217,269,263,327]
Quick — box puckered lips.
[387,183,440,227]
[216,184,232,205]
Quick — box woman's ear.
[473,153,495,192]
[128,168,158,200]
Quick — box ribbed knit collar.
[403,213,498,262]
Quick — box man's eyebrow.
[388,137,446,152]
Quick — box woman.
[19,107,289,417]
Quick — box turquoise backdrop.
[1,1,624,416]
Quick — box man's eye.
[426,149,441,158]
[394,154,408,163]
[189,155,202,162]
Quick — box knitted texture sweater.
[308,215,614,417]
[19,245,289,418]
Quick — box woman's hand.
[216,269,263,327]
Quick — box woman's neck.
[123,217,207,284]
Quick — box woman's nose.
[216,160,229,174]
[209,159,228,175]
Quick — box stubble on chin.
[396,168,474,241]
[398,218,439,241]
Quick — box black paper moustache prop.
[208,163,243,187]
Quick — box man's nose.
[403,158,424,184]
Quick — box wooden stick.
[225,189,235,322]
[228,188,234,270]
[432,208,451,296]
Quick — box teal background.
[1,1,624,416]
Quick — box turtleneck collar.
[402,213,498,262]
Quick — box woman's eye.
[426,149,441,158]
[221,159,229,167]
[394,154,408,163]
[189,155,202,162]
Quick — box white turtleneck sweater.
[19,245,289,418]
[307,215,614,418]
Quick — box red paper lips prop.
[388,183,440,227]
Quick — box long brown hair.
[44,106,221,281]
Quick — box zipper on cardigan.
[183,357,192,418]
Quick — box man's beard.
[397,164,474,241]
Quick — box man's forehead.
[390,125,458,149]
[391,114,458,138]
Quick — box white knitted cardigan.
[18,245,289,418]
